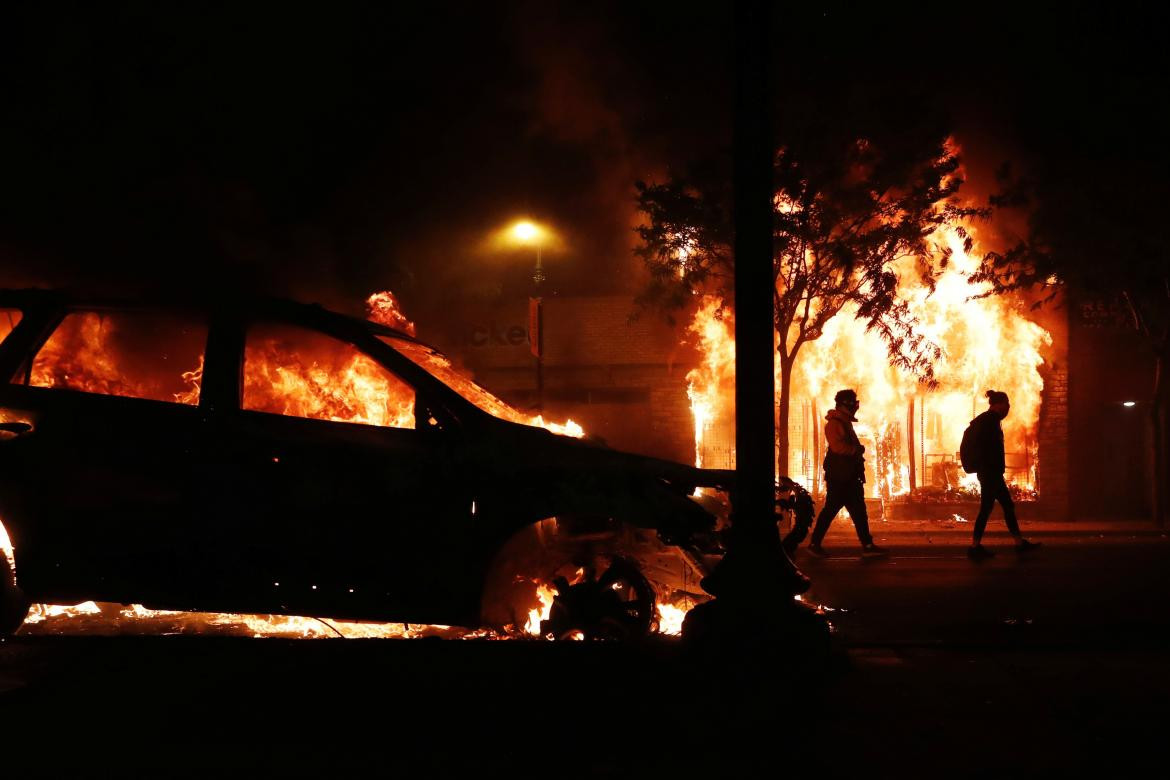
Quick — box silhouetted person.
[806,389,887,558]
[966,390,1041,559]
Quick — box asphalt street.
[1,518,1167,777]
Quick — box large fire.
[687,222,1052,500]
[6,292,614,637]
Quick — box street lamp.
[506,219,551,411]
[510,220,545,286]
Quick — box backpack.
[959,420,980,474]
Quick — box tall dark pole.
[683,0,816,648]
[531,249,544,414]
[733,0,776,543]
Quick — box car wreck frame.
[0,289,736,637]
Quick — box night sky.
[1,2,1165,321]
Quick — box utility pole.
[733,0,777,543]
[683,0,818,649]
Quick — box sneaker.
[807,543,829,558]
[967,544,995,560]
[1015,538,1042,552]
[861,542,889,558]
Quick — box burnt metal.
[541,557,656,640]
[0,288,734,633]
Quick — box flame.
[23,601,103,623]
[0,519,16,582]
[243,335,417,428]
[687,222,1052,498]
[173,356,204,406]
[685,297,736,468]
[0,308,20,342]
[365,290,417,335]
[10,294,592,641]
[526,415,584,438]
[20,602,511,639]
[655,601,688,636]
[524,581,558,636]
[30,312,203,405]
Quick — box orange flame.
[243,335,417,428]
[687,223,1052,497]
[655,601,688,636]
[686,297,735,468]
[365,290,417,335]
[524,581,558,636]
[30,312,202,405]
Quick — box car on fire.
[0,289,743,638]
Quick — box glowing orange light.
[511,221,540,243]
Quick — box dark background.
[2,2,1165,320]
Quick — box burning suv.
[0,290,733,638]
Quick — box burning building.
[685,223,1071,519]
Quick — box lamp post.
[511,220,546,412]
[513,220,545,287]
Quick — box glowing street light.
[1123,401,1137,407]
[503,218,555,412]
[509,219,546,286]
[512,221,539,243]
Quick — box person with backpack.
[961,390,1041,559]
[806,389,888,558]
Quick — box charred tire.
[0,554,29,637]
[479,520,657,640]
[541,556,655,641]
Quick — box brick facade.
[426,296,697,464]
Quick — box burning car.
[0,290,734,638]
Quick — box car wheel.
[541,556,655,640]
[1,553,30,637]
[479,520,657,640]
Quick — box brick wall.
[426,296,698,464]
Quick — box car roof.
[0,287,430,347]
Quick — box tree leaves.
[634,135,984,383]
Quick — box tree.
[974,161,1170,526]
[636,133,984,478]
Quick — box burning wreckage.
[0,290,813,640]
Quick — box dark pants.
[973,472,1020,543]
[810,480,872,546]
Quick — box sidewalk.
[793,513,1167,547]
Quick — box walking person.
[806,389,887,558]
[963,390,1041,559]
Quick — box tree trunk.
[777,355,793,483]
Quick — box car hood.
[472,418,734,492]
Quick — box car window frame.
[232,313,451,433]
[8,303,211,411]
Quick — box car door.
[198,317,475,624]
[0,305,211,606]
